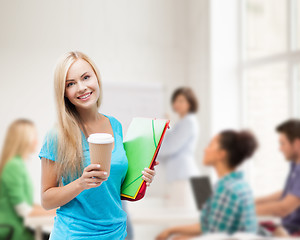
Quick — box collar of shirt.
[289,162,300,178]
[215,171,244,188]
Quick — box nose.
[77,81,87,93]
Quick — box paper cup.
[87,133,114,176]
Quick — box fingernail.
[97,164,101,168]
[144,168,147,170]
[142,171,145,174]
[103,172,107,175]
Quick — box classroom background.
[1,0,300,239]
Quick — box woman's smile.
[77,91,93,101]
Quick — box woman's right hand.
[78,164,108,190]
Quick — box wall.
[0,0,191,202]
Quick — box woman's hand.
[156,229,171,240]
[142,161,159,187]
[30,204,57,217]
[78,164,108,190]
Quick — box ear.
[294,138,300,149]
[219,149,228,161]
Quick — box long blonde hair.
[53,51,102,182]
[0,119,36,175]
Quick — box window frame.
[238,0,300,193]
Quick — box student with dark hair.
[256,119,300,236]
[156,130,258,239]
[157,87,200,210]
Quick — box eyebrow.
[81,72,88,78]
[66,72,88,82]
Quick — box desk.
[24,216,55,240]
[190,234,283,240]
[25,210,278,240]
[24,208,198,240]
[131,208,200,225]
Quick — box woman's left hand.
[142,161,159,187]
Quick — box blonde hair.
[53,51,102,182]
[0,119,36,175]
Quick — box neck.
[295,156,300,164]
[215,162,234,179]
[76,105,100,124]
[179,112,188,119]
[20,153,28,160]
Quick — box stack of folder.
[121,117,170,201]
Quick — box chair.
[0,224,14,240]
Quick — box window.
[297,0,300,49]
[296,64,300,115]
[246,0,287,59]
[241,0,300,196]
[244,63,289,196]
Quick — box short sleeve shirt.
[39,114,128,240]
[281,162,300,234]
[201,172,258,235]
[0,155,34,240]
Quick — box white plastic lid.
[87,133,114,144]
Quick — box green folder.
[121,118,170,200]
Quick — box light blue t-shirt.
[39,114,128,240]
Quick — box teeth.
[79,92,91,99]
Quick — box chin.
[202,160,210,166]
[76,96,98,106]
[287,158,295,162]
[74,101,97,110]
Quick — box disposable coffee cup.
[87,133,114,176]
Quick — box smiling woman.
[39,51,157,240]
[65,62,100,104]
[52,52,103,182]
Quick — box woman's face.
[65,59,100,110]
[203,135,225,166]
[172,94,190,117]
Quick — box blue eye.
[67,82,75,87]
[83,75,90,80]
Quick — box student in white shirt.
[158,87,200,210]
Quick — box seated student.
[156,130,258,240]
[0,119,55,240]
[256,119,300,236]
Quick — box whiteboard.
[100,81,166,134]
[99,81,167,198]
